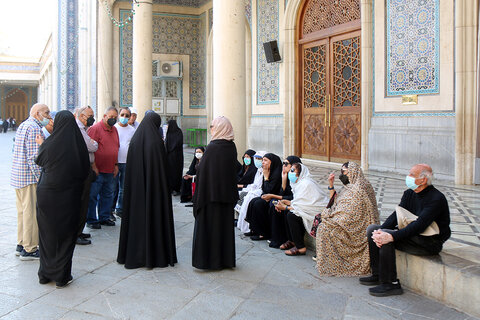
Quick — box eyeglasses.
[282,161,290,166]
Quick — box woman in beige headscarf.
[315,162,379,276]
[192,116,239,269]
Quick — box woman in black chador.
[117,111,177,269]
[165,119,184,194]
[192,116,239,270]
[35,110,90,288]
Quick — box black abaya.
[165,119,184,192]
[192,139,238,270]
[35,111,90,284]
[117,112,177,269]
[180,147,204,202]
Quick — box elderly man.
[359,164,451,297]
[86,106,119,229]
[10,103,51,260]
[74,106,98,245]
[128,107,140,129]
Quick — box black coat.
[165,120,184,192]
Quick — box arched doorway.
[5,89,28,122]
[297,0,361,163]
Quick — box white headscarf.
[290,163,329,231]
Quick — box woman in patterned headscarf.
[315,162,379,276]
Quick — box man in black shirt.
[359,164,451,296]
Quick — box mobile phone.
[272,200,279,205]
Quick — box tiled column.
[132,0,152,121]
[212,0,246,155]
[97,0,113,115]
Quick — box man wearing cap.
[128,108,140,129]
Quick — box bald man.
[10,103,51,260]
[359,164,451,297]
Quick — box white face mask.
[195,152,203,159]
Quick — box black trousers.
[367,224,443,283]
[285,211,306,249]
[78,169,95,236]
[180,177,193,202]
[269,203,287,246]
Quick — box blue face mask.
[39,116,50,127]
[288,172,298,184]
[405,175,419,190]
[244,157,251,166]
[254,158,262,169]
[119,117,129,125]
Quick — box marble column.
[132,0,153,121]
[212,0,246,155]
[97,0,113,116]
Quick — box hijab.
[166,119,183,153]
[211,116,234,141]
[286,155,302,165]
[238,149,257,185]
[261,153,282,194]
[187,146,205,175]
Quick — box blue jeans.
[115,163,127,214]
[87,173,115,224]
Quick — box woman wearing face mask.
[274,163,328,255]
[165,119,184,195]
[237,149,257,190]
[312,162,380,276]
[180,147,205,203]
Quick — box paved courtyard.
[0,131,478,319]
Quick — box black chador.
[165,119,184,193]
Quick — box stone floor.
[0,132,478,319]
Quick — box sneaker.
[87,223,101,229]
[369,281,403,297]
[15,244,23,256]
[359,275,380,286]
[99,220,115,226]
[312,255,317,262]
[19,249,40,261]
[56,275,73,289]
[115,211,123,219]
[80,233,91,239]
[109,213,116,222]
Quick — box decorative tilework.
[256,0,279,104]
[120,11,206,108]
[152,0,209,7]
[386,0,439,96]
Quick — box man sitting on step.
[359,164,451,297]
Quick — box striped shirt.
[10,117,44,189]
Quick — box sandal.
[285,247,306,256]
[280,241,295,250]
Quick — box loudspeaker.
[263,40,281,63]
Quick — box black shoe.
[369,281,403,297]
[19,249,40,261]
[80,233,91,239]
[172,191,180,196]
[250,235,266,241]
[269,241,281,248]
[109,214,116,222]
[99,220,115,226]
[56,275,73,289]
[115,211,122,219]
[15,244,23,256]
[244,231,255,237]
[39,275,51,285]
[359,275,380,286]
[87,223,101,229]
[76,237,91,245]
[185,204,194,207]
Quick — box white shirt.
[115,123,136,163]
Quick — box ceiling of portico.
[116,0,211,8]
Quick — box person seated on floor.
[261,156,302,248]
[180,147,205,203]
[237,151,266,234]
[274,163,328,255]
[237,149,257,190]
[245,153,283,241]
[312,162,379,276]
[359,164,451,297]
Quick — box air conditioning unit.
[158,61,181,77]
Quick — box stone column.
[132,0,153,121]
[455,0,478,184]
[212,0,246,155]
[97,0,113,116]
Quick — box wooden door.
[5,89,28,122]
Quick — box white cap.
[129,108,138,115]
[254,150,267,158]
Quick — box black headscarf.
[238,149,256,185]
[165,119,183,153]
[35,110,90,188]
[261,153,282,195]
[186,146,205,176]
[286,155,302,165]
[117,111,177,268]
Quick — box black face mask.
[107,118,116,127]
[339,174,350,185]
[86,116,95,127]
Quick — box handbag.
[395,205,439,236]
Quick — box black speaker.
[263,40,281,63]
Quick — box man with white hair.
[10,103,51,260]
[128,108,140,129]
[360,164,451,297]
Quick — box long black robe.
[237,149,257,189]
[180,147,205,203]
[245,153,282,238]
[192,139,239,270]
[117,111,177,269]
[35,111,90,283]
[165,119,184,192]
